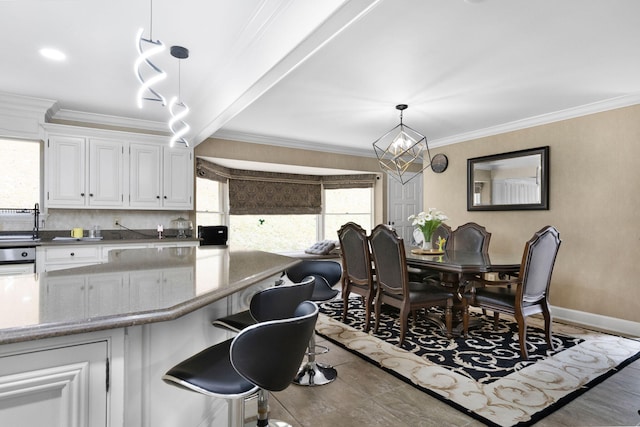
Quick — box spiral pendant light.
[134,0,166,108]
[168,46,191,147]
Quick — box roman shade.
[196,158,377,215]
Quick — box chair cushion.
[474,286,516,308]
[162,339,258,398]
[383,281,453,302]
[304,240,337,255]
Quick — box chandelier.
[372,104,433,185]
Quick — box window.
[195,172,374,253]
[0,139,41,208]
[195,177,224,227]
[229,215,317,253]
[227,188,372,253]
[323,187,373,239]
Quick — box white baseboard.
[551,305,640,338]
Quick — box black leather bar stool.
[163,301,318,427]
[211,276,315,332]
[285,260,342,386]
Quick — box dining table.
[404,247,522,336]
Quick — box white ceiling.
[2,0,640,159]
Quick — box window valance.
[196,158,377,215]
[322,174,378,189]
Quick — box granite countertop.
[0,246,299,345]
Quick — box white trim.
[53,109,168,134]
[212,129,376,158]
[551,305,640,338]
[215,93,640,157]
[429,93,640,148]
[43,123,170,145]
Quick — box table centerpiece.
[408,208,448,251]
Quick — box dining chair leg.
[373,299,381,334]
[399,307,409,345]
[341,291,349,322]
[542,303,554,351]
[516,313,529,360]
[364,294,374,332]
[444,299,453,338]
[461,299,469,338]
[492,312,500,330]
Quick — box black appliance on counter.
[198,225,228,246]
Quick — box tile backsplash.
[0,209,192,233]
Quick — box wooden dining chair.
[449,222,491,252]
[369,224,457,345]
[466,225,561,359]
[337,222,375,331]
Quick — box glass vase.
[421,234,433,251]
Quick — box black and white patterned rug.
[316,297,640,427]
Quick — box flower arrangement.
[408,208,448,249]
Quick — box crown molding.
[212,129,376,158]
[429,93,640,148]
[52,109,168,133]
[214,93,640,158]
[0,92,58,120]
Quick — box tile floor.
[266,334,640,427]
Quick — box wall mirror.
[467,146,549,211]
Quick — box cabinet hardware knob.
[80,193,85,197]
[70,252,75,256]
[156,195,160,199]
[89,193,94,197]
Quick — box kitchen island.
[0,246,300,427]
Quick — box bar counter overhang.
[0,246,300,345]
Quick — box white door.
[387,176,422,244]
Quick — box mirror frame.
[467,146,549,211]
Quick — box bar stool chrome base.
[241,392,293,427]
[292,336,337,386]
[293,360,337,386]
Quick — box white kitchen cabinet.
[46,134,124,208]
[129,143,193,210]
[0,340,108,427]
[46,134,86,207]
[37,245,103,273]
[128,143,161,209]
[162,146,193,209]
[88,138,125,207]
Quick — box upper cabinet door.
[162,146,193,209]
[47,135,86,207]
[129,143,162,208]
[88,138,124,207]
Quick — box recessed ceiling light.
[39,48,66,61]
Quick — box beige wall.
[195,138,386,227]
[425,105,640,323]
